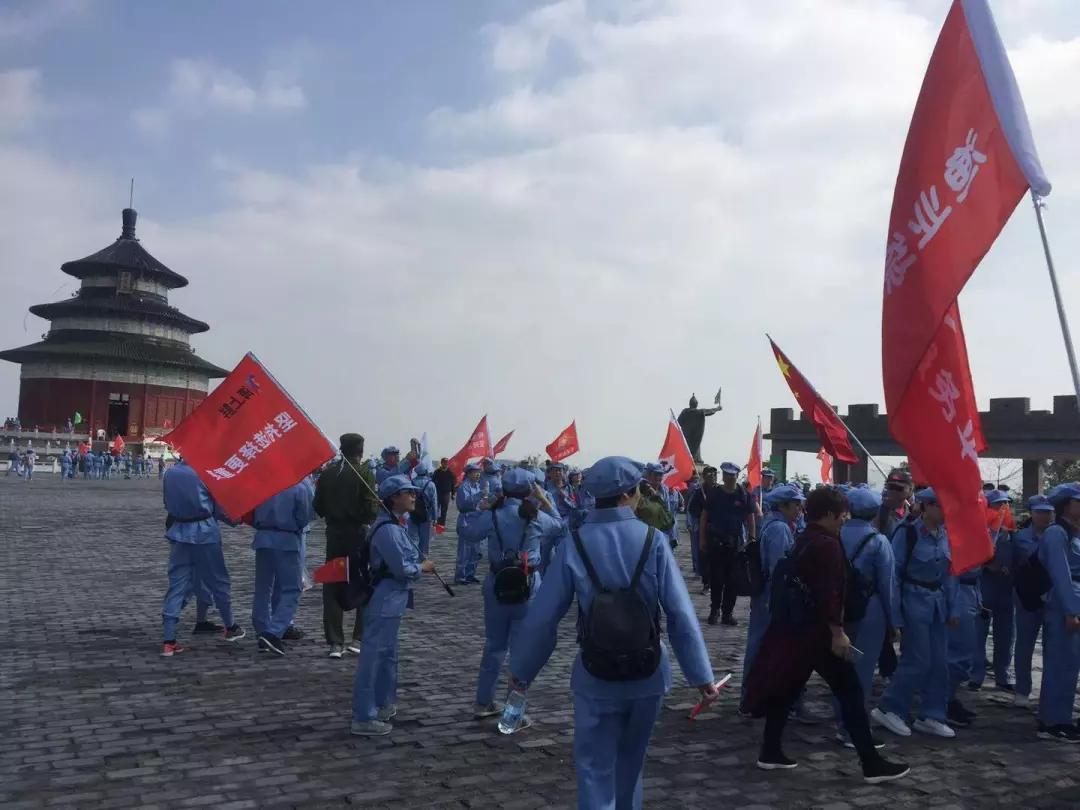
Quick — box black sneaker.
[700,584,710,594]
[222,624,246,643]
[282,626,305,641]
[756,751,798,771]
[967,682,982,692]
[863,757,911,784]
[259,633,285,656]
[721,614,739,627]
[995,682,1015,693]
[1038,724,1080,743]
[947,700,974,727]
[707,610,719,626]
[193,621,223,634]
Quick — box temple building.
[0,207,227,442]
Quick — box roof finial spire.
[129,177,134,209]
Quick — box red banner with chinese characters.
[658,414,695,492]
[882,0,1049,572]
[447,415,492,481]
[546,420,579,463]
[163,353,336,520]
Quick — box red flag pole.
[765,333,888,480]
[1032,195,1080,406]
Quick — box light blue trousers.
[572,692,663,810]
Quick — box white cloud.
[4,1,1080,481]
[0,68,44,131]
[0,0,89,40]
[133,58,306,136]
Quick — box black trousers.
[322,524,365,645]
[707,540,738,615]
[437,492,451,526]
[878,634,898,678]
[762,648,879,765]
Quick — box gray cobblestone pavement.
[2,475,1079,808]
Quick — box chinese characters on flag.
[546,420,580,463]
[164,353,336,520]
[447,415,492,481]
[881,0,1049,572]
[658,413,695,492]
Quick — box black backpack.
[412,481,430,524]
[844,532,878,624]
[1014,527,1054,612]
[572,527,662,682]
[769,537,816,630]
[491,513,531,605]
[335,519,391,611]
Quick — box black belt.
[166,514,208,527]
[254,525,303,535]
[902,575,942,591]
[1073,574,1080,583]
[958,577,978,586]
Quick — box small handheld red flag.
[746,420,763,494]
[110,435,125,455]
[163,352,336,520]
[546,421,580,463]
[659,413,694,492]
[492,430,514,457]
[313,557,349,584]
[447,415,493,482]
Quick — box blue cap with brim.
[765,484,805,506]
[501,468,533,496]
[1048,483,1080,506]
[382,446,400,457]
[914,487,938,504]
[583,456,644,499]
[847,487,882,514]
[986,489,1011,505]
[1028,495,1054,512]
[378,474,419,500]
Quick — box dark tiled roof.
[0,336,228,377]
[60,209,188,289]
[29,295,210,334]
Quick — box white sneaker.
[346,641,363,655]
[912,717,956,738]
[1014,693,1030,709]
[871,708,912,737]
[328,645,344,659]
[377,704,398,721]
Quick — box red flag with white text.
[546,421,579,463]
[163,353,336,520]
[659,413,695,492]
[447,415,492,481]
[882,0,1049,573]
[746,419,763,493]
[492,430,514,457]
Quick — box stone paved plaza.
[2,474,1079,809]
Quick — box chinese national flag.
[492,430,514,457]
[313,556,348,584]
[882,0,1049,572]
[163,353,336,520]
[447,415,492,481]
[817,448,833,485]
[768,338,858,464]
[659,413,695,492]
[746,419,763,494]
[546,421,579,463]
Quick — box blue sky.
[2,0,1080,485]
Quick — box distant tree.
[1043,459,1080,490]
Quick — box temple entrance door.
[107,393,130,438]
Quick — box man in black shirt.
[699,461,756,626]
[433,457,457,526]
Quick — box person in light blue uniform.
[568,469,594,529]
[741,484,805,709]
[464,468,544,718]
[375,446,403,486]
[872,488,960,739]
[541,462,575,571]
[643,463,680,549]
[1036,483,1080,742]
[972,490,1015,691]
[350,475,436,736]
[408,458,439,560]
[60,451,71,482]
[946,538,982,728]
[1011,495,1055,707]
[160,460,245,655]
[831,487,897,748]
[93,452,104,479]
[481,457,503,497]
[250,477,315,655]
[455,463,486,584]
[510,457,718,810]
[684,472,703,576]
[750,467,777,507]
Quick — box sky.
[2,0,1079,484]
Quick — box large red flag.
[163,353,336,520]
[110,435,125,455]
[768,338,858,464]
[492,430,514,457]
[546,421,579,463]
[882,0,1049,573]
[447,415,492,481]
[746,419,763,494]
[659,413,695,492]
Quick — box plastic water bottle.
[498,688,527,735]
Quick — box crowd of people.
[155,432,1080,808]
[4,446,168,480]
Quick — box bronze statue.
[677,390,721,464]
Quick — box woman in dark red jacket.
[745,487,910,784]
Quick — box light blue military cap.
[644,462,666,476]
[847,487,882,514]
[381,446,400,457]
[378,474,419,500]
[1047,482,1080,506]
[583,456,644,498]
[501,467,534,496]
[761,467,776,478]
[914,487,938,504]
[464,462,481,473]
[985,489,1011,505]
[765,483,805,505]
[482,457,496,467]
[720,462,741,476]
[547,461,568,472]
[1028,494,1054,512]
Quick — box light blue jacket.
[162,461,230,544]
[252,478,315,552]
[456,478,486,533]
[759,510,795,581]
[368,517,423,618]
[463,499,542,589]
[840,518,899,627]
[891,518,959,627]
[1039,521,1080,616]
[409,473,439,527]
[511,507,714,699]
